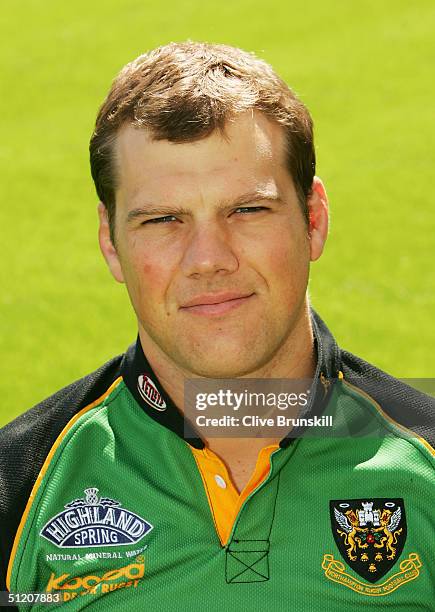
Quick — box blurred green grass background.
[1,0,434,426]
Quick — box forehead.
[114,111,290,207]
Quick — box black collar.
[121,308,342,450]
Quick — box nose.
[180,221,239,278]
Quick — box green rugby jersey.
[0,311,433,610]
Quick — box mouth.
[179,292,256,317]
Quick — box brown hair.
[90,41,315,242]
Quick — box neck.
[137,300,316,414]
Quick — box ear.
[98,203,124,283]
[307,177,329,261]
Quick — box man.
[0,42,433,610]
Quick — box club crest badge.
[40,488,153,548]
[329,498,406,582]
[137,374,167,411]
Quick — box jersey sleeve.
[340,349,435,449]
[0,355,124,592]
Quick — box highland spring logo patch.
[40,488,153,548]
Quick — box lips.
[181,292,254,308]
[180,292,255,316]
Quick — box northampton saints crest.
[329,498,406,582]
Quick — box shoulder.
[340,348,435,451]
[0,353,124,588]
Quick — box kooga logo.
[40,488,153,548]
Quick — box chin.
[184,356,260,379]
[174,332,276,378]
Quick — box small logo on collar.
[137,374,167,411]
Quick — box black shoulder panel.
[0,354,124,592]
[340,349,435,450]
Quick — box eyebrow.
[126,190,282,223]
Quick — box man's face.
[100,111,327,377]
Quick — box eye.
[142,215,178,225]
[234,206,268,214]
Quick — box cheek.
[139,259,172,298]
[121,246,172,308]
[249,226,310,287]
